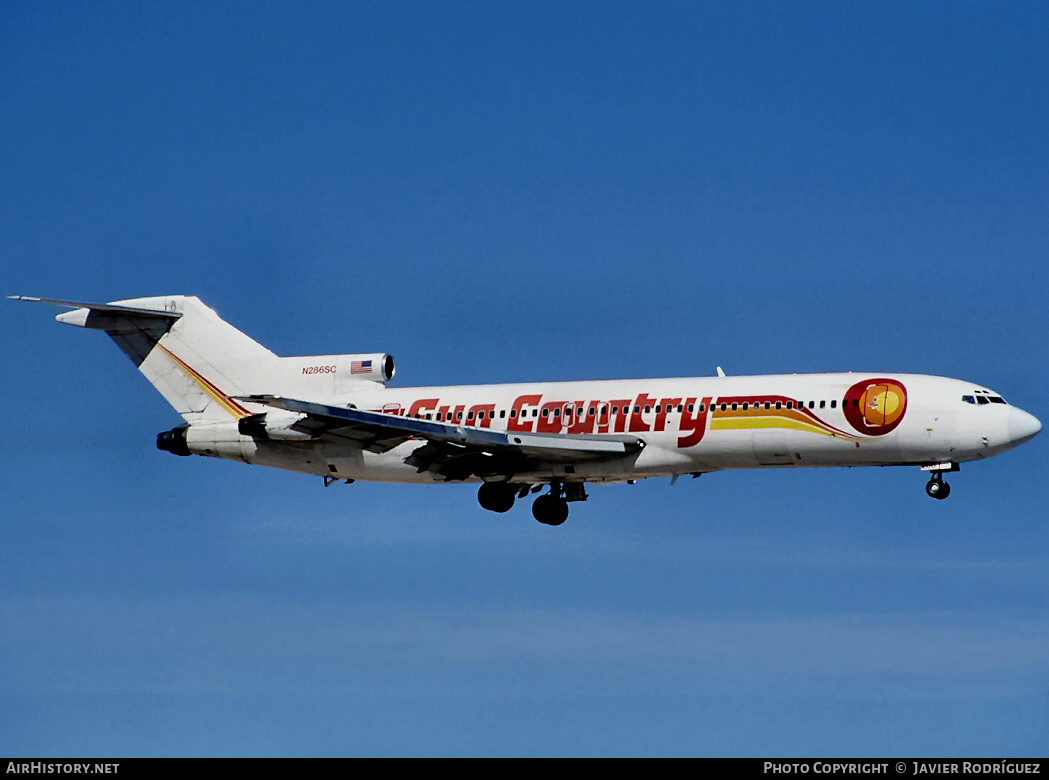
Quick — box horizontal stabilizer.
[14,295,276,423]
[9,296,182,322]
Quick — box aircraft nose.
[1008,407,1042,446]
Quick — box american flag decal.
[350,360,373,374]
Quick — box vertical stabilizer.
[26,295,279,423]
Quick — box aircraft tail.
[14,294,397,424]
[18,295,278,423]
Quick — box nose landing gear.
[922,462,957,500]
[925,474,951,500]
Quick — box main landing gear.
[922,463,957,500]
[477,481,517,513]
[477,481,585,526]
[531,493,569,526]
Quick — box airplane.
[12,294,1042,526]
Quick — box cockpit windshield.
[962,391,1007,405]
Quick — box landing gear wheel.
[532,494,569,526]
[478,482,516,513]
[925,477,951,500]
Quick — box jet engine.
[290,353,395,384]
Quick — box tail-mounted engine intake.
[342,353,395,383]
[156,424,191,456]
[288,353,395,385]
[156,421,256,462]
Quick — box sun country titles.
[386,380,911,449]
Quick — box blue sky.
[2,1,1047,757]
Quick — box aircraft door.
[751,431,794,466]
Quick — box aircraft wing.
[234,395,644,481]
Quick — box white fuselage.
[221,372,1040,485]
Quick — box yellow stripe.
[156,344,251,419]
[710,415,859,440]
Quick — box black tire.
[925,479,951,500]
[478,482,516,513]
[532,494,569,526]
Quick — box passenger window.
[819,400,826,409]
[830,400,837,408]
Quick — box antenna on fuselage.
[716,366,726,377]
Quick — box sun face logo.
[843,378,907,436]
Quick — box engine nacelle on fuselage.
[285,353,395,385]
[157,420,253,461]
[155,419,373,481]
